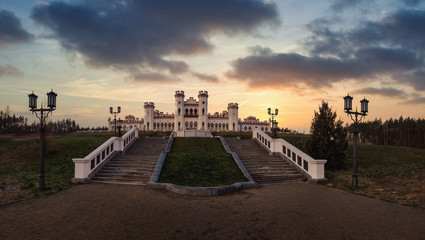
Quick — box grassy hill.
[0,132,112,205]
[159,138,248,187]
[280,133,425,208]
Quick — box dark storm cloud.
[0,9,34,47]
[228,9,425,93]
[352,87,407,97]
[226,46,421,89]
[31,0,279,79]
[0,64,23,78]
[191,72,219,83]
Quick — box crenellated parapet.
[198,90,208,97]
[144,102,155,108]
[175,90,185,97]
[227,103,239,109]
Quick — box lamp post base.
[351,174,358,190]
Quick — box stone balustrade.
[72,127,139,183]
[252,128,327,182]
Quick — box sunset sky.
[1,0,424,132]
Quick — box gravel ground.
[1,183,425,240]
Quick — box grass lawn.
[277,133,425,208]
[0,132,112,205]
[159,138,248,187]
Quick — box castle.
[108,90,270,135]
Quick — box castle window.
[190,108,193,116]
[202,122,205,130]
[185,108,188,115]
[194,109,198,116]
[233,123,235,131]
[202,108,205,115]
[178,108,181,115]
[178,122,181,130]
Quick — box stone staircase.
[92,137,168,185]
[225,138,307,185]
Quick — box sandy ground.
[1,183,425,240]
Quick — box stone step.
[93,137,168,185]
[225,138,307,185]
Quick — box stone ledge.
[147,182,258,196]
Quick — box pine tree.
[305,101,348,170]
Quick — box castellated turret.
[198,91,209,130]
[174,90,185,131]
[144,102,155,130]
[227,103,239,131]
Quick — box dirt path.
[1,183,425,240]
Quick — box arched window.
[244,126,247,131]
[178,108,181,115]
[265,127,268,131]
[202,122,204,130]
[178,122,181,130]
[185,121,188,127]
[190,121,193,128]
[249,126,251,131]
[185,108,188,116]
[202,108,205,115]
[233,123,235,131]
[194,122,198,127]
[190,108,193,116]
[226,123,229,130]
[261,127,264,131]
[194,109,198,116]
[147,122,150,130]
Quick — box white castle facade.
[108,90,270,135]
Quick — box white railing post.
[72,158,91,182]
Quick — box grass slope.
[279,134,425,208]
[159,138,248,187]
[0,132,112,205]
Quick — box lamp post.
[117,118,123,137]
[28,89,57,191]
[109,106,121,136]
[344,94,369,190]
[268,108,279,138]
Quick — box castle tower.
[198,91,209,130]
[174,90,185,131]
[228,103,239,131]
[143,102,155,130]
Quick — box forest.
[349,117,425,148]
[0,107,107,134]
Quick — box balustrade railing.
[72,127,139,183]
[252,128,327,181]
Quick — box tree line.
[351,117,425,148]
[0,107,107,134]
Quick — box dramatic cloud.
[191,72,219,83]
[226,46,422,89]
[352,87,407,98]
[0,9,34,47]
[227,9,425,94]
[0,64,23,78]
[31,0,279,80]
